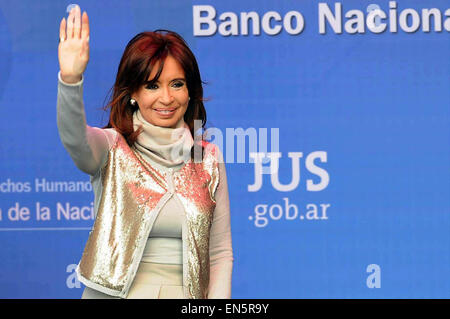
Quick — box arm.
[207,148,234,299]
[57,71,115,175]
[57,6,114,175]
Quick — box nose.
[159,86,174,105]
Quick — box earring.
[130,98,136,106]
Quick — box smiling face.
[131,55,189,128]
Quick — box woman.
[57,5,233,299]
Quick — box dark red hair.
[103,30,207,157]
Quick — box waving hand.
[58,5,90,84]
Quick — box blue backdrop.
[0,0,449,298]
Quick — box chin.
[154,118,182,128]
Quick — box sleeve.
[207,146,234,299]
[56,71,117,176]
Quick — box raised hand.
[58,5,90,84]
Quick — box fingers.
[73,5,81,39]
[67,7,75,39]
[59,17,66,42]
[62,6,87,42]
[81,11,90,41]
[82,34,90,61]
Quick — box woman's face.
[132,55,189,128]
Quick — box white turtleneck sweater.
[132,108,191,265]
[56,71,233,298]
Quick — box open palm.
[58,5,90,83]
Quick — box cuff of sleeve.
[58,71,84,86]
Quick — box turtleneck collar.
[132,109,193,168]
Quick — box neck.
[132,110,193,167]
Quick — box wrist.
[61,73,82,84]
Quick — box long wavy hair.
[103,30,207,159]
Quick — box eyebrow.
[145,77,186,84]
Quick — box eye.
[172,81,185,88]
[146,83,158,90]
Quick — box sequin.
[76,134,219,299]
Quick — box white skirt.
[81,262,184,299]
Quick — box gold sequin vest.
[75,133,219,298]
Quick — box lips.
[153,108,177,116]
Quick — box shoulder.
[198,140,224,163]
[199,142,227,196]
[103,127,119,140]
[102,128,121,148]
[88,127,121,149]
[196,142,226,182]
